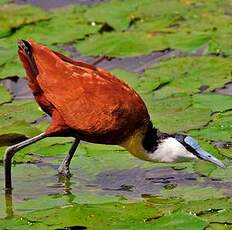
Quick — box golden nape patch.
[120,128,150,161]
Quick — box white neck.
[148,137,196,162]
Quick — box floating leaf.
[210,166,232,182]
[111,68,141,89]
[10,6,100,46]
[161,186,226,201]
[192,93,232,113]
[189,111,232,142]
[146,94,211,133]
[76,31,167,57]
[143,56,232,99]
[200,209,232,224]
[0,4,48,38]
[84,0,149,31]
[182,197,232,216]
[0,100,44,128]
[15,202,162,230]
[0,84,11,104]
[0,57,24,78]
[146,211,208,230]
[133,0,188,20]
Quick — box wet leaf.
[22,202,161,229]
[147,94,211,133]
[0,100,44,128]
[76,31,167,57]
[0,84,11,104]
[210,166,232,182]
[200,209,232,224]
[0,4,48,38]
[182,197,232,216]
[10,6,100,46]
[148,212,208,230]
[189,111,232,142]
[111,68,141,89]
[161,186,226,201]
[192,93,232,113]
[133,0,188,20]
[0,57,24,78]
[144,56,232,99]
[84,0,149,31]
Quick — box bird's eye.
[184,136,200,150]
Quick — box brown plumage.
[18,40,150,143]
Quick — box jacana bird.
[4,40,225,191]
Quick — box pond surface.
[0,0,232,229]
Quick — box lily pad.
[84,0,150,31]
[161,186,226,201]
[0,84,11,104]
[182,197,232,216]
[143,56,232,99]
[192,93,232,113]
[10,5,100,46]
[147,94,211,133]
[189,111,232,142]
[146,211,208,230]
[76,31,167,57]
[16,202,162,230]
[0,58,25,79]
[0,4,48,38]
[0,100,44,128]
[0,100,45,144]
[111,68,141,90]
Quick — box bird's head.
[154,133,225,168]
[121,126,225,168]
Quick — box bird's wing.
[31,41,150,137]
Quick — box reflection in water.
[5,190,14,218]
[58,175,72,194]
[4,175,75,218]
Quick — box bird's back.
[19,41,150,144]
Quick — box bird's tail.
[18,39,41,95]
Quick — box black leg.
[4,132,46,192]
[91,55,112,65]
[58,138,80,177]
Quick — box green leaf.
[200,209,232,224]
[111,68,141,90]
[0,84,11,104]
[0,100,45,144]
[189,111,232,142]
[161,186,226,201]
[147,212,208,230]
[11,5,100,46]
[144,56,232,99]
[0,100,44,128]
[84,0,149,31]
[0,57,25,78]
[182,197,232,216]
[0,4,48,38]
[210,166,232,182]
[146,94,211,133]
[133,0,188,20]
[192,93,232,113]
[76,31,167,57]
